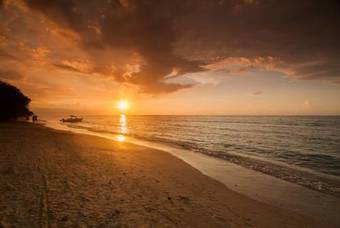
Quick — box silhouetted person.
[0,81,33,121]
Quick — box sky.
[0,0,340,115]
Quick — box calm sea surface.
[58,115,340,195]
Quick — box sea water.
[56,115,340,196]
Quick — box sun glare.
[116,134,125,142]
[117,100,129,112]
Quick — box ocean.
[53,115,340,196]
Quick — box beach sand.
[0,122,326,227]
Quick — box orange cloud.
[1,0,340,103]
[203,57,294,76]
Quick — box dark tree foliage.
[0,81,33,121]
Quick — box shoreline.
[46,121,340,226]
[48,119,340,198]
[0,122,335,227]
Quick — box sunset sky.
[1,0,340,115]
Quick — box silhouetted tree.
[0,81,33,121]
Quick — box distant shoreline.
[0,122,327,227]
[38,114,340,117]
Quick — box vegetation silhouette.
[0,81,33,121]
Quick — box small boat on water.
[60,115,83,123]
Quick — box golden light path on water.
[119,114,128,134]
[116,134,126,142]
[116,114,127,142]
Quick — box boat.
[60,115,83,123]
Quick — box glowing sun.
[117,100,129,112]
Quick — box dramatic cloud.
[22,0,204,93]
[1,0,340,95]
[174,0,340,81]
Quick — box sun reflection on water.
[119,114,128,134]
[116,134,125,142]
[116,114,128,142]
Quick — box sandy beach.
[0,123,327,227]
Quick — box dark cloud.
[21,0,340,93]
[24,0,204,93]
[174,0,340,80]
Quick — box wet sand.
[128,138,340,227]
[0,122,327,227]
